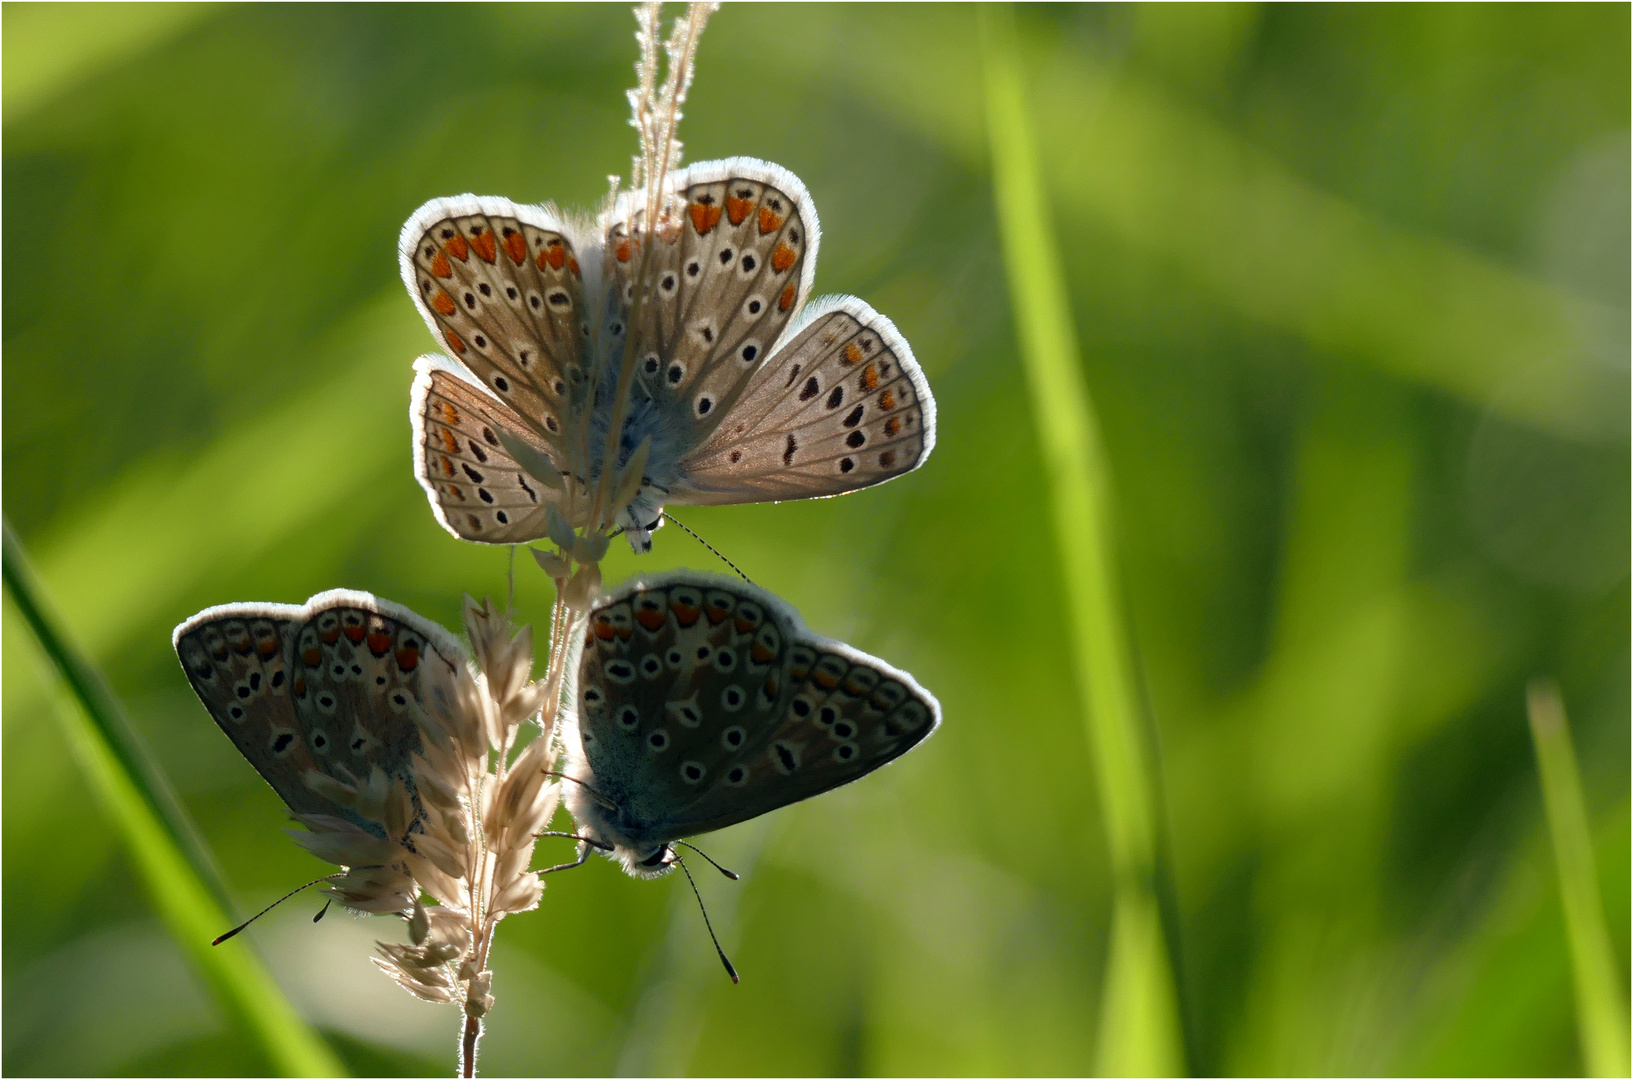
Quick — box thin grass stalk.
[978,6,1185,1075]
[1527,680,1631,1078]
[2,522,344,1077]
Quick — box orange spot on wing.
[593,618,616,641]
[471,231,497,263]
[758,207,784,234]
[293,675,307,696]
[541,242,567,270]
[885,416,902,437]
[439,403,460,424]
[671,601,701,628]
[343,624,366,644]
[861,363,879,392]
[689,202,723,234]
[726,196,753,225]
[367,631,392,655]
[430,252,452,278]
[256,636,278,657]
[567,256,580,277]
[446,234,469,260]
[752,642,776,664]
[771,242,797,272]
[705,604,731,626]
[432,290,457,316]
[445,330,467,355]
[616,624,632,641]
[843,342,863,366]
[301,646,322,666]
[734,615,756,634]
[780,284,796,311]
[440,455,455,477]
[441,430,459,452]
[635,608,667,632]
[320,627,341,644]
[813,669,841,690]
[449,484,466,501]
[615,239,632,262]
[395,645,420,672]
[880,389,897,411]
[504,232,527,264]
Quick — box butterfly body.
[403,158,937,552]
[559,571,941,878]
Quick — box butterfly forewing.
[401,195,592,446]
[174,590,463,841]
[575,580,789,835]
[412,356,561,544]
[674,300,936,504]
[570,574,939,848]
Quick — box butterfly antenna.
[675,839,740,880]
[506,545,517,612]
[212,875,335,945]
[660,512,753,585]
[676,855,739,984]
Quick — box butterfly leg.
[537,831,612,875]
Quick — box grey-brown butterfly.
[401,158,938,553]
[172,589,463,898]
[553,571,940,885]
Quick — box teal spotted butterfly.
[171,589,463,842]
[401,158,938,552]
[556,571,940,878]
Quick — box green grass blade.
[2,522,346,1078]
[1527,680,1631,1078]
[978,6,1185,1075]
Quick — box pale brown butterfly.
[400,158,938,552]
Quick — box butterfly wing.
[399,195,593,451]
[566,573,939,850]
[411,354,563,544]
[174,589,465,840]
[662,617,941,838]
[602,158,818,432]
[672,295,937,504]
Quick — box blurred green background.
[4,3,1628,1075]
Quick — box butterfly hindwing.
[672,297,935,505]
[175,590,464,839]
[400,195,592,446]
[411,355,561,544]
[667,634,941,837]
[603,159,817,444]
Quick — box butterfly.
[401,157,938,553]
[555,570,941,879]
[172,589,463,898]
